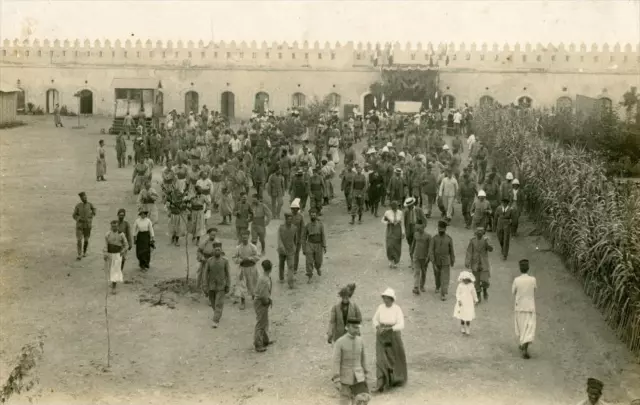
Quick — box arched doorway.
[443,94,456,109]
[328,93,341,108]
[292,92,306,108]
[46,89,59,114]
[517,96,533,108]
[556,96,572,112]
[363,94,375,113]
[78,90,93,114]
[185,91,199,114]
[479,95,494,107]
[155,91,164,117]
[255,92,269,114]
[221,91,235,119]
[17,89,26,113]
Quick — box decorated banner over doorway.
[369,66,440,112]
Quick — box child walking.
[454,270,479,335]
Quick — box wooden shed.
[0,83,20,126]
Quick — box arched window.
[556,96,572,112]
[442,94,456,109]
[292,92,306,108]
[517,96,533,108]
[221,91,235,119]
[479,95,494,107]
[185,91,199,114]
[78,89,93,114]
[255,92,269,114]
[597,97,612,112]
[328,93,341,108]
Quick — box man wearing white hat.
[290,198,305,273]
[403,197,426,265]
[500,172,514,202]
[471,189,492,230]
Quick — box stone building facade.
[0,38,638,119]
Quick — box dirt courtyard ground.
[0,116,638,405]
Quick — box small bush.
[26,102,35,114]
[59,105,77,116]
[0,121,26,129]
[33,106,44,115]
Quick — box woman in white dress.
[372,288,408,392]
[453,270,479,335]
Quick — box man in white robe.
[512,259,537,359]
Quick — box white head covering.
[290,198,301,209]
[398,151,405,158]
[443,144,450,150]
[458,270,476,283]
[386,142,393,148]
[512,179,520,185]
[403,197,416,207]
[477,190,487,197]
[382,146,389,153]
[506,172,514,180]
[366,147,376,155]
[381,288,396,300]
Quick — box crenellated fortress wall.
[1,38,638,118]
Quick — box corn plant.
[474,105,640,358]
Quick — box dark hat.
[207,227,218,234]
[212,241,222,247]
[346,318,361,325]
[117,208,126,215]
[309,209,318,214]
[438,220,448,228]
[78,191,87,197]
[519,259,530,271]
[284,212,293,218]
[587,378,604,391]
[502,197,510,203]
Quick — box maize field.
[474,106,640,358]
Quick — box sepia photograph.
[0,1,639,404]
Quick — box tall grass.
[475,106,640,358]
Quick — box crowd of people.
[70,103,614,405]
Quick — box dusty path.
[0,116,636,405]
